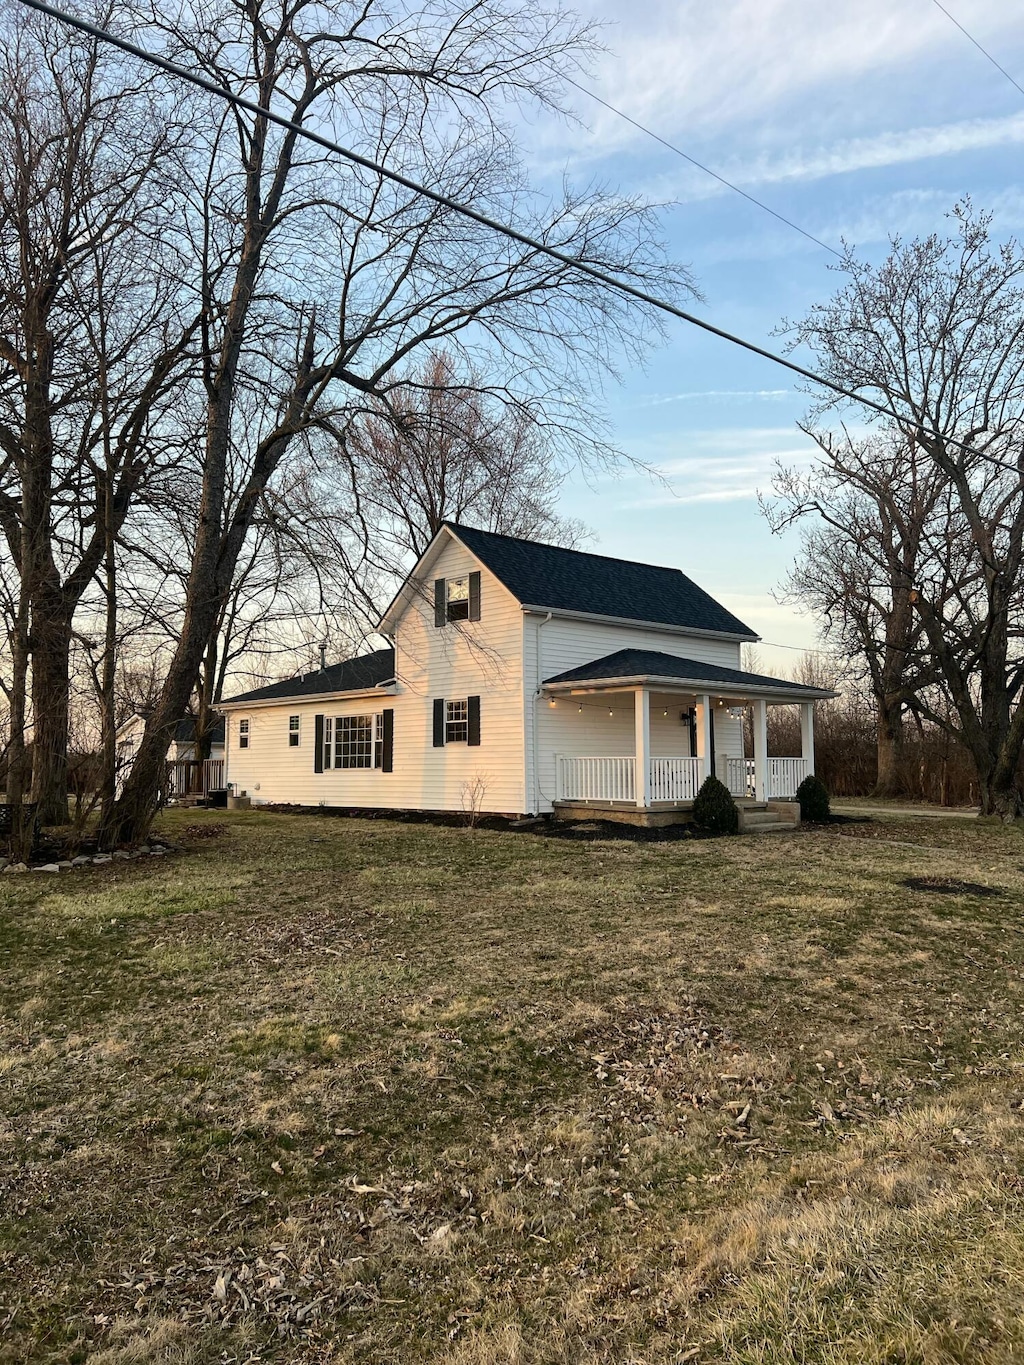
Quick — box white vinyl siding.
[526,613,746,814]
[224,537,527,812]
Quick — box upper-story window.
[238,718,250,749]
[434,571,480,626]
[288,715,300,747]
[446,576,470,621]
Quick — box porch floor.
[552,797,800,831]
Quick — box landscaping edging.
[1,842,179,875]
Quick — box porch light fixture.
[727,706,745,719]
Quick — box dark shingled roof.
[544,648,832,695]
[447,523,757,638]
[173,716,225,745]
[222,648,395,705]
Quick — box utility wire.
[564,76,843,259]
[13,0,1024,477]
[930,0,1024,99]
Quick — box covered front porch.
[540,648,835,822]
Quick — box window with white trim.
[445,698,469,743]
[288,714,300,747]
[238,718,250,749]
[446,576,469,621]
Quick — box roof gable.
[442,524,756,637]
[221,648,396,706]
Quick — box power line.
[12,0,1024,477]
[564,76,843,259]
[930,0,1024,99]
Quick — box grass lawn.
[3,810,1024,1364]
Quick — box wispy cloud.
[638,388,792,408]
[530,0,1022,161]
[615,426,819,509]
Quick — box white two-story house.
[218,523,833,826]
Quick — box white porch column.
[752,698,768,802]
[801,702,816,776]
[695,694,712,787]
[635,686,651,808]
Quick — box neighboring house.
[116,715,226,797]
[218,523,834,824]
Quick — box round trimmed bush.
[692,774,739,835]
[796,773,830,822]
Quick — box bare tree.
[103,0,692,844]
[766,432,944,796]
[0,6,191,831]
[781,206,1024,819]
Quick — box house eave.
[543,674,837,701]
[521,604,759,644]
[219,684,398,712]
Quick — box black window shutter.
[468,570,481,621]
[382,708,394,772]
[432,698,445,747]
[434,578,446,627]
[467,695,481,747]
[314,714,324,772]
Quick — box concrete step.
[740,811,798,833]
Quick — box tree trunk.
[98,530,118,823]
[29,593,72,825]
[98,580,218,845]
[4,578,33,864]
[872,697,904,798]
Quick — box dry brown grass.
[2,809,1024,1362]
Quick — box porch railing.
[650,756,703,802]
[556,755,635,804]
[725,757,809,799]
[166,757,225,798]
[766,757,808,798]
[725,757,754,798]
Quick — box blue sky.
[516,0,1024,672]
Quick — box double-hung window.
[238,718,250,749]
[288,715,300,747]
[323,714,382,769]
[335,714,374,769]
[445,699,469,743]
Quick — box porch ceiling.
[542,648,836,703]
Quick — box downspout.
[531,611,553,813]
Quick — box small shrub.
[796,773,830,822]
[692,774,739,835]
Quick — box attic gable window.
[446,576,469,621]
[434,571,481,626]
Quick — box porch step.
[737,800,800,834]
